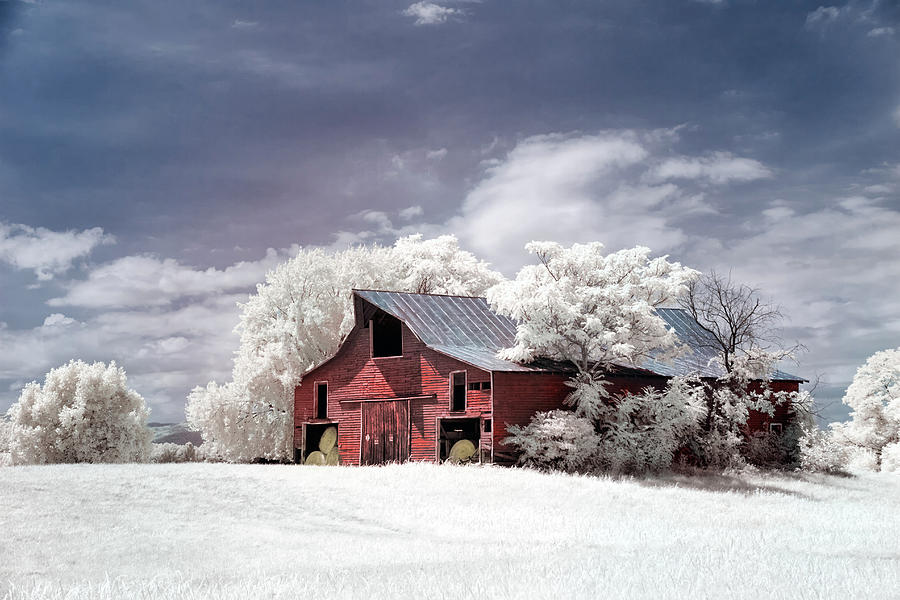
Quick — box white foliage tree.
[689,352,812,468]
[798,425,850,473]
[7,360,152,464]
[187,235,502,462]
[491,241,699,473]
[489,242,697,421]
[0,416,11,467]
[832,347,900,470]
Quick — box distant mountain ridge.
[148,422,203,446]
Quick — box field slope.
[1,463,898,599]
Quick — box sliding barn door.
[361,400,410,465]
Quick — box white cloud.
[893,105,900,127]
[0,294,245,421]
[868,26,895,37]
[399,205,424,220]
[445,131,728,273]
[330,207,438,250]
[231,20,259,29]
[403,2,461,26]
[41,313,78,329]
[0,223,114,280]
[48,248,297,309]
[426,148,448,160]
[681,195,900,385]
[863,183,893,195]
[649,152,773,184]
[805,6,843,28]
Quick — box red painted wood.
[746,380,800,434]
[294,318,492,465]
[361,400,410,464]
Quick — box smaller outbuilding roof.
[353,289,804,381]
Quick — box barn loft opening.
[371,312,402,358]
[439,417,480,463]
[316,382,328,419]
[451,371,466,411]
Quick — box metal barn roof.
[353,289,803,381]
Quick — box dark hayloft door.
[361,400,410,465]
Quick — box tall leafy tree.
[832,348,900,469]
[489,241,696,421]
[490,242,703,474]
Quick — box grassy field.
[1,462,898,599]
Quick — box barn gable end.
[294,298,494,465]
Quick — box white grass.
[1,463,898,599]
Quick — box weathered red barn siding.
[490,371,570,464]
[491,371,674,463]
[746,380,801,433]
[294,321,492,465]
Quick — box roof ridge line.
[353,288,488,300]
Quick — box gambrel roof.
[353,289,804,381]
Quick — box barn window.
[483,418,492,433]
[769,422,783,435]
[316,382,328,419]
[450,371,466,412]
[371,313,402,358]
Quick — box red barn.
[293,290,803,465]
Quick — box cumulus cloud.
[0,293,245,421]
[0,244,308,418]
[0,223,114,280]
[805,6,843,28]
[681,195,900,388]
[403,2,461,25]
[330,131,769,275]
[649,152,773,184]
[48,247,298,309]
[444,131,727,272]
[399,205,424,220]
[330,207,438,249]
[868,26,895,37]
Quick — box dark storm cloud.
[0,0,898,420]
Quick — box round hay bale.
[305,450,326,466]
[448,439,476,463]
[319,426,338,454]
[326,447,340,466]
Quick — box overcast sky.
[1,0,898,423]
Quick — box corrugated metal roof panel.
[356,289,517,348]
[353,290,804,380]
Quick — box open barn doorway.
[300,422,340,465]
[438,417,481,463]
